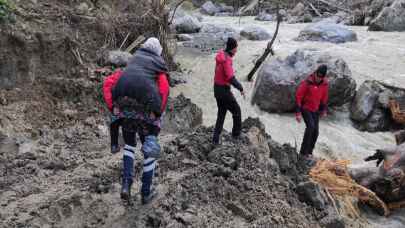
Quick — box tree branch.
[247,5,281,82]
[169,0,187,25]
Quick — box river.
[172,15,405,227]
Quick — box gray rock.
[350,81,382,121]
[287,14,313,24]
[191,0,206,8]
[183,24,240,52]
[106,50,132,67]
[174,15,202,33]
[369,0,405,31]
[163,94,203,133]
[218,3,234,13]
[359,107,393,132]
[296,22,358,43]
[200,1,220,16]
[252,49,356,113]
[296,181,326,210]
[290,2,306,16]
[176,34,194,41]
[255,12,273,21]
[240,26,272,41]
[377,89,393,108]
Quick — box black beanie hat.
[316,64,328,77]
[225,37,238,52]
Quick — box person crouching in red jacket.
[295,65,328,159]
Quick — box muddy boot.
[142,188,157,205]
[111,144,120,154]
[120,179,132,201]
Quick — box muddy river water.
[173,15,405,227]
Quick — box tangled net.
[309,159,390,217]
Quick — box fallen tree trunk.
[247,5,281,82]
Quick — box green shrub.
[0,0,15,23]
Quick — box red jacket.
[296,73,329,113]
[103,70,170,113]
[214,50,234,86]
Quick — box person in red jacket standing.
[212,37,245,145]
[295,65,328,159]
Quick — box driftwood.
[305,0,322,17]
[316,0,351,13]
[246,6,281,82]
[125,35,146,53]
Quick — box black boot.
[120,179,132,201]
[142,188,157,205]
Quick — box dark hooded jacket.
[113,48,168,116]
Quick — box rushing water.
[172,16,405,227]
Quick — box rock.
[240,26,271,41]
[218,3,234,13]
[290,2,306,16]
[295,22,358,43]
[200,1,220,16]
[350,81,382,121]
[168,71,188,86]
[163,94,203,133]
[395,130,405,145]
[295,181,326,210]
[255,12,273,21]
[252,49,356,113]
[183,24,240,52]
[358,108,393,132]
[176,34,193,42]
[369,0,405,31]
[287,14,313,24]
[77,2,89,13]
[174,15,202,34]
[106,50,132,67]
[319,210,346,228]
[324,11,349,24]
[351,80,405,132]
[191,0,206,8]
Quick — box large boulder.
[351,81,405,132]
[182,24,240,52]
[295,22,358,43]
[252,49,356,113]
[163,94,203,133]
[287,14,313,24]
[191,0,206,8]
[240,26,272,41]
[200,1,220,16]
[350,81,382,121]
[368,0,405,31]
[218,3,234,13]
[174,15,202,34]
[290,2,306,17]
